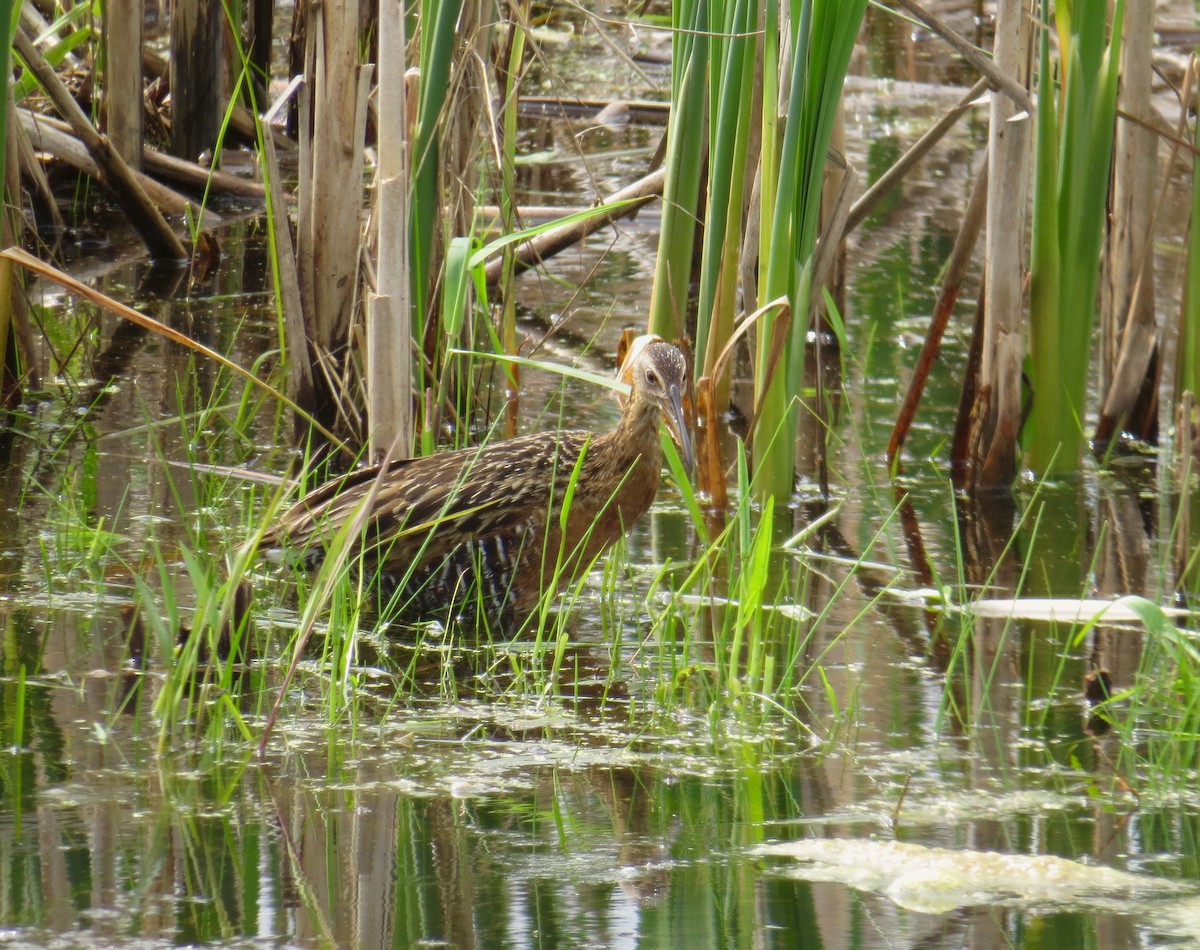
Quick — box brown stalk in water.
[888,153,989,471]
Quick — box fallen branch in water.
[483,165,665,285]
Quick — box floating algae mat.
[757,838,1192,916]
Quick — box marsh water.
[4,7,1200,949]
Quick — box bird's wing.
[266,432,591,557]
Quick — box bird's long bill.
[662,383,695,474]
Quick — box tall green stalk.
[410,0,465,352]
[694,0,756,408]
[646,0,708,340]
[0,0,15,403]
[752,0,867,499]
[1177,60,1200,597]
[1026,0,1125,474]
[1183,72,1200,406]
[649,0,864,500]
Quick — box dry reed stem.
[0,245,345,450]
[971,0,1033,489]
[1097,0,1159,447]
[888,0,1034,115]
[368,0,412,462]
[104,0,143,166]
[845,76,989,235]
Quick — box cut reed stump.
[263,339,694,623]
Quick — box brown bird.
[262,339,693,624]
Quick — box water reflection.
[5,591,1197,949]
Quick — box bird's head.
[617,336,694,472]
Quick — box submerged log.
[140,148,267,200]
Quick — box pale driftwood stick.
[141,149,266,200]
[516,95,670,125]
[483,165,666,285]
[477,204,656,222]
[846,76,989,235]
[28,109,266,199]
[14,27,187,260]
[19,110,223,228]
[888,0,1035,116]
[22,5,81,67]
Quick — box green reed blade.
[1027,0,1125,473]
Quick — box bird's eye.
[644,367,660,387]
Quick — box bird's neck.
[601,397,662,467]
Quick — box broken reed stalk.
[260,92,316,419]
[104,0,143,166]
[13,26,186,261]
[368,0,412,462]
[295,0,369,432]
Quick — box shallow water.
[3,7,1200,950]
